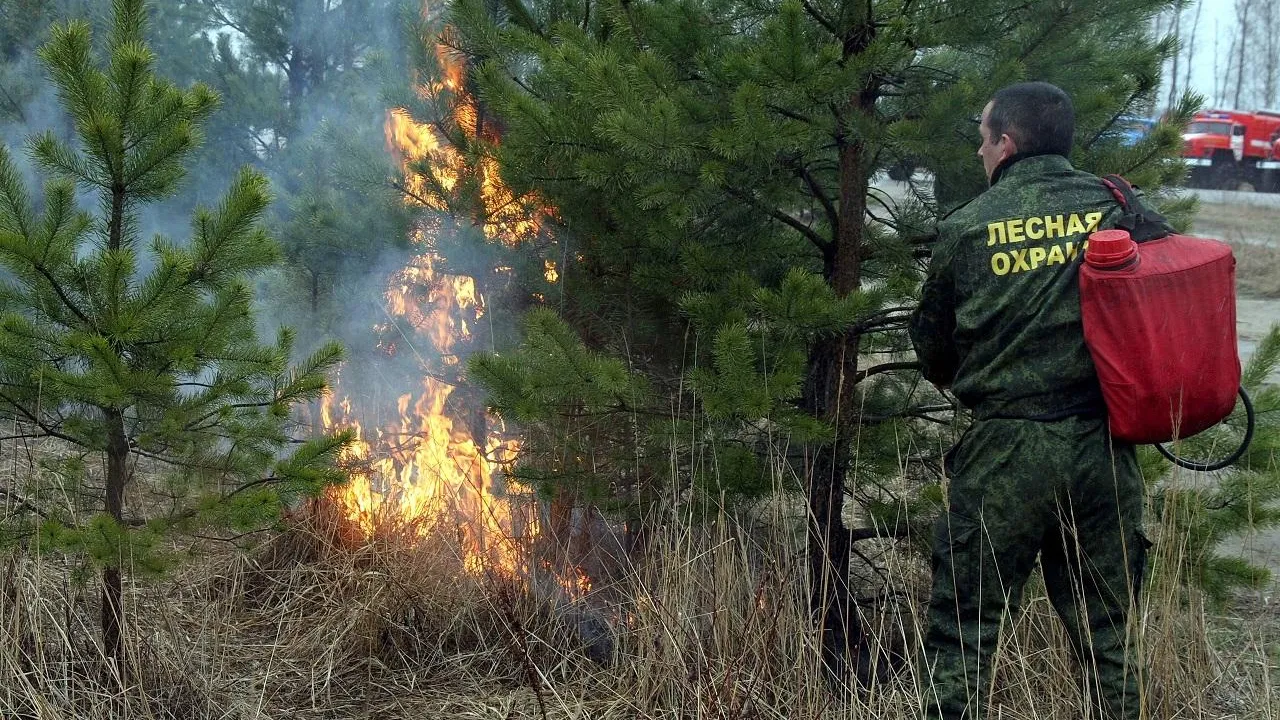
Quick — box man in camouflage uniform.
[910,82,1148,720]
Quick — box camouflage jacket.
[909,154,1126,420]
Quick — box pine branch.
[1017,8,1071,63]
[860,403,955,424]
[865,207,905,232]
[0,147,35,238]
[0,84,27,124]
[0,432,58,441]
[0,389,86,447]
[1120,142,1179,177]
[189,529,272,544]
[853,361,921,384]
[851,306,914,333]
[848,521,910,543]
[0,487,49,519]
[799,0,839,36]
[1082,85,1148,151]
[792,159,840,232]
[724,187,832,252]
[221,473,287,500]
[767,103,818,126]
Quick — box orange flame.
[318,14,593,600]
[322,377,520,572]
[382,38,549,244]
[318,21,548,577]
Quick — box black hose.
[1154,386,1255,472]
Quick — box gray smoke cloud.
[0,1,507,434]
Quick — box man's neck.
[989,151,1069,186]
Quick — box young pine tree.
[0,0,348,663]
[453,0,1193,683]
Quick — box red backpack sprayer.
[1080,176,1255,471]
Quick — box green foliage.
[0,0,422,334]
[0,0,348,572]
[195,0,411,247]
[0,1,105,125]
[453,0,1185,512]
[441,0,1280,608]
[1145,326,1280,604]
[470,307,652,504]
[1,0,424,391]
[267,121,416,333]
[39,514,171,575]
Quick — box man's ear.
[1000,133,1019,160]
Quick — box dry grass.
[1228,241,1280,298]
[1192,201,1280,298]
[5,195,1280,718]
[2,509,1277,718]
[1,439,1277,719]
[1191,202,1280,246]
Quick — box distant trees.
[0,1,96,126]
[191,0,417,332]
[1,1,424,335]
[0,0,349,662]
[1157,0,1204,114]
[1201,0,1280,109]
[1245,0,1280,107]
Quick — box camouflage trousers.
[921,415,1148,720]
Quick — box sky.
[1174,0,1280,111]
[1184,1,1237,108]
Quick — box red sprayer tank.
[1079,229,1240,443]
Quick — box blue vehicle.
[1118,116,1157,146]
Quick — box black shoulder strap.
[1100,174,1175,243]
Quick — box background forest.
[0,0,1277,718]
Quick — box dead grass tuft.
[1227,241,1280,298]
[1192,200,1280,298]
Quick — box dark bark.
[1234,0,1252,109]
[287,51,311,111]
[834,135,867,299]
[100,566,122,663]
[803,99,877,686]
[102,408,129,664]
[102,163,129,664]
[108,186,125,252]
[803,363,859,683]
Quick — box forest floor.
[0,193,1277,719]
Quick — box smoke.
[196,0,418,346]
[0,1,509,421]
[0,49,70,196]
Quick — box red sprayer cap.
[1085,229,1138,269]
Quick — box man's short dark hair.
[988,82,1074,157]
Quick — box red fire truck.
[1183,109,1280,189]
[1258,133,1280,191]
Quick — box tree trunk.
[109,186,125,252]
[103,165,128,664]
[803,109,873,686]
[1166,9,1181,110]
[1183,1,1204,104]
[802,344,860,684]
[1235,0,1253,108]
[102,408,129,664]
